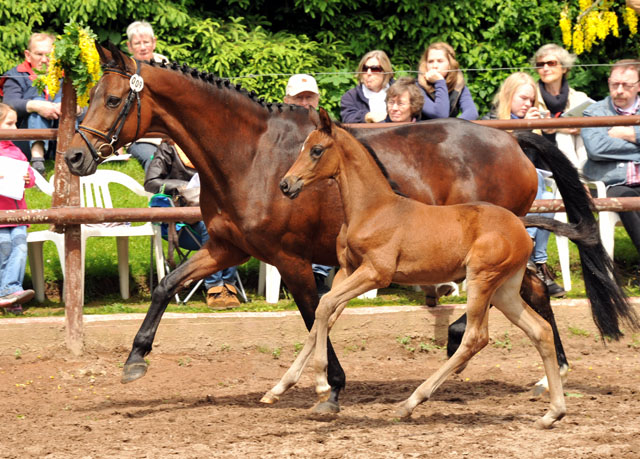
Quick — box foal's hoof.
[425,295,438,307]
[394,404,413,419]
[260,391,280,405]
[312,400,340,414]
[121,361,148,384]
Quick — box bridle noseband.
[76,59,143,162]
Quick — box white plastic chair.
[27,169,164,304]
[257,262,377,303]
[546,178,572,291]
[588,180,621,259]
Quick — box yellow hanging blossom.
[34,22,102,107]
[560,7,573,48]
[624,7,638,35]
[573,24,585,55]
[559,1,634,55]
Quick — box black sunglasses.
[362,65,384,73]
[535,60,559,68]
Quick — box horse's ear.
[318,107,333,135]
[96,44,111,65]
[105,42,135,73]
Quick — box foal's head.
[280,108,344,199]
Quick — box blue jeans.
[192,221,238,290]
[28,94,62,154]
[0,226,28,296]
[128,142,157,173]
[527,171,554,264]
[312,264,332,277]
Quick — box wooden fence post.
[53,79,83,355]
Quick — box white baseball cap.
[286,74,319,96]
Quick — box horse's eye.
[106,96,122,108]
[310,145,324,159]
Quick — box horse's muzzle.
[65,148,98,176]
[279,176,303,199]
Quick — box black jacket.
[144,142,196,196]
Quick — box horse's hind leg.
[122,242,248,384]
[396,279,493,419]
[492,271,566,429]
[520,268,570,394]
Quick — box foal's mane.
[337,122,406,197]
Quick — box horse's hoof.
[121,361,148,384]
[532,383,548,397]
[260,391,280,405]
[313,400,340,414]
[425,295,438,307]
[394,404,412,419]
[534,417,555,430]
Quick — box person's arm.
[420,80,449,119]
[457,86,479,120]
[581,104,640,162]
[2,77,29,119]
[340,88,368,123]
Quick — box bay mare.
[267,107,566,428]
[66,45,637,412]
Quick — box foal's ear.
[318,107,333,135]
[105,42,134,73]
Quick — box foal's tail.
[516,131,639,339]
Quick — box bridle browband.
[76,59,143,162]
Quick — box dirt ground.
[0,300,639,458]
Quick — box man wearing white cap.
[283,74,331,296]
[284,74,320,109]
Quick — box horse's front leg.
[313,265,384,411]
[121,241,248,383]
[275,261,346,413]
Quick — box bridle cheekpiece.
[76,58,143,162]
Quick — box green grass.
[17,157,640,316]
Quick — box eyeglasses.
[362,65,384,73]
[387,100,409,109]
[535,60,560,68]
[608,79,640,90]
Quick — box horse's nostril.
[279,179,290,194]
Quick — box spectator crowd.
[3,21,640,309]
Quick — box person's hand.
[524,107,546,119]
[559,127,580,135]
[364,111,387,123]
[608,126,636,142]
[23,172,31,184]
[425,69,444,84]
[28,100,61,120]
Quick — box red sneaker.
[4,290,35,305]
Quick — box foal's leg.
[261,269,350,405]
[491,272,566,429]
[312,265,385,408]
[121,241,248,383]
[396,277,493,418]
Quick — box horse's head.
[66,43,146,176]
[280,107,340,199]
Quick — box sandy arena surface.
[0,300,639,458]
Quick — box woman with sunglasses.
[531,43,593,169]
[340,50,394,123]
[417,42,478,120]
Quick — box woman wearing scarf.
[532,44,593,170]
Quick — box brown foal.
[263,108,566,429]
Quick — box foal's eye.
[310,145,324,158]
[106,96,122,108]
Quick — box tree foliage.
[1,0,640,117]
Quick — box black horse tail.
[515,131,639,339]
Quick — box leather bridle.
[76,59,143,162]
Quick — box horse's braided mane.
[137,59,303,114]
